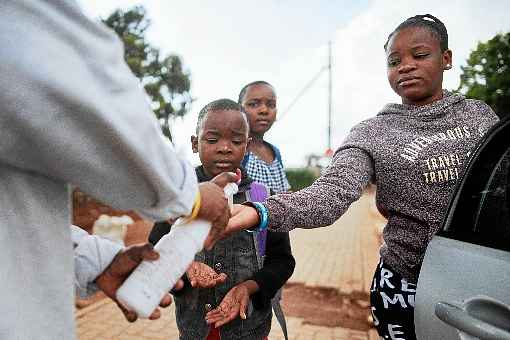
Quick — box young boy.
[148,99,295,340]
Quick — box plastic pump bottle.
[116,182,238,318]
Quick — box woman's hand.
[186,261,227,288]
[220,204,260,239]
[204,280,259,328]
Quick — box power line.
[276,40,334,156]
[277,65,328,122]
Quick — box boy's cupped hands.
[204,280,259,327]
[186,261,227,288]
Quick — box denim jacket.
[175,224,272,340]
[148,166,294,340]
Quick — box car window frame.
[439,115,510,252]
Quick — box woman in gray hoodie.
[224,14,498,339]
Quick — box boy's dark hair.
[196,98,244,134]
[384,14,448,52]
[238,81,275,104]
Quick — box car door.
[415,117,510,340]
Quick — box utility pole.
[327,40,332,151]
[278,40,334,157]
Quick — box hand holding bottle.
[95,243,183,322]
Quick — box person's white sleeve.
[72,225,123,298]
[0,1,197,221]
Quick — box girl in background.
[239,81,291,193]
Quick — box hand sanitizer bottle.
[116,182,238,318]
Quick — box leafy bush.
[286,168,319,191]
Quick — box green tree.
[103,6,192,140]
[458,32,510,115]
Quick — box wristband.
[187,190,201,221]
[249,202,269,232]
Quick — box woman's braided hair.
[384,14,449,52]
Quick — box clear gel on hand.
[116,182,238,318]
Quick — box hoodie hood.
[378,90,465,121]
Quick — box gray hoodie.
[0,1,197,339]
[266,91,498,281]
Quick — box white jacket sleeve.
[0,0,197,221]
[71,225,123,298]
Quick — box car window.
[472,151,510,251]
[441,127,510,252]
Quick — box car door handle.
[435,301,510,340]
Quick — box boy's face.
[386,26,452,106]
[240,84,277,136]
[192,109,249,178]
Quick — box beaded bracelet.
[249,202,269,232]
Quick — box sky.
[78,0,510,167]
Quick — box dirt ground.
[281,283,371,330]
[73,192,371,330]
